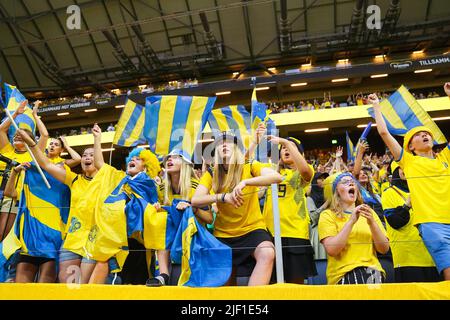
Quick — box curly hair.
[126,147,161,178]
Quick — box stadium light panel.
[215,91,231,95]
[84,108,97,112]
[331,78,348,82]
[305,128,329,133]
[370,74,388,78]
[414,69,432,73]
[290,82,308,87]
[57,112,69,116]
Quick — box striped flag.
[144,95,216,159]
[251,88,270,130]
[113,98,147,147]
[368,85,446,145]
[207,105,252,149]
[346,131,356,162]
[1,83,36,141]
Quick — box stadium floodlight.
[215,91,231,96]
[331,78,348,82]
[414,69,432,73]
[290,82,308,87]
[305,128,329,133]
[370,74,388,78]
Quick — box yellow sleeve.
[396,148,413,169]
[190,178,199,200]
[438,145,450,163]
[318,210,338,241]
[63,166,78,187]
[302,164,315,186]
[199,170,213,191]
[381,188,395,210]
[0,143,14,156]
[250,160,263,177]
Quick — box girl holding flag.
[369,85,450,280]
[192,132,283,286]
[14,128,98,284]
[146,150,212,286]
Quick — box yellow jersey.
[199,161,267,238]
[263,165,314,239]
[381,186,435,268]
[63,167,93,237]
[397,146,450,225]
[318,209,386,285]
[158,177,199,204]
[0,144,32,200]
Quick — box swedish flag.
[208,105,252,149]
[368,85,447,145]
[346,131,356,162]
[15,164,71,259]
[0,225,21,282]
[170,206,232,287]
[112,98,147,147]
[251,88,270,130]
[2,83,36,141]
[144,95,216,159]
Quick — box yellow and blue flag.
[208,105,252,149]
[0,225,22,282]
[2,83,36,141]
[368,85,447,145]
[251,88,270,130]
[257,118,278,163]
[170,206,232,287]
[15,164,71,259]
[113,98,147,147]
[144,95,216,160]
[346,131,356,162]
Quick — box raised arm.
[353,140,368,176]
[368,93,402,160]
[60,136,81,168]
[267,135,313,181]
[92,124,105,169]
[0,100,27,150]
[4,162,31,198]
[245,122,266,160]
[17,129,67,183]
[32,101,49,152]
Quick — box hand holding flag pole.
[2,102,51,189]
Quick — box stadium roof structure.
[1,0,450,98]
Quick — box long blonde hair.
[330,184,363,218]
[164,159,195,205]
[212,143,244,193]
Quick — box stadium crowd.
[0,83,449,287]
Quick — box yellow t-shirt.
[0,144,33,200]
[318,209,386,285]
[199,161,267,238]
[48,155,66,166]
[263,165,314,239]
[397,146,450,225]
[381,186,435,268]
[63,167,93,237]
[158,177,199,204]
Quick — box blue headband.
[332,172,356,193]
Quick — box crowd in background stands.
[39,79,199,107]
[269,89,443,114]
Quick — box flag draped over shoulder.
[170,206,232,287]
[207,105,252,149]
[15,165,71,259]
[63,164,175,271]
[346,131,356,162]
[144,95,215,160]
[2,83,36,141]
[367,85,447,145]
[112,98,147,147]
[251,88,270,130]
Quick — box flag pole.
[3,108,51,189]
[270,136,284,283]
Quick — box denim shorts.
[418,223,450,274]
[59,245,96,264]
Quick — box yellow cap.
[403,126,433,153]
[323,173,339,202]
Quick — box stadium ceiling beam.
[241,0,255,63]
[379,0,401,40]
[155,0,176,59]
[425,0,433,22]
[45,0,85,78]
[347,0,364,43]
[0,48,19,84]
[213,0,226,59]
[0,4,42,87]
[184,0,200,52]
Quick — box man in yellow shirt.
[370,84,450,280]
